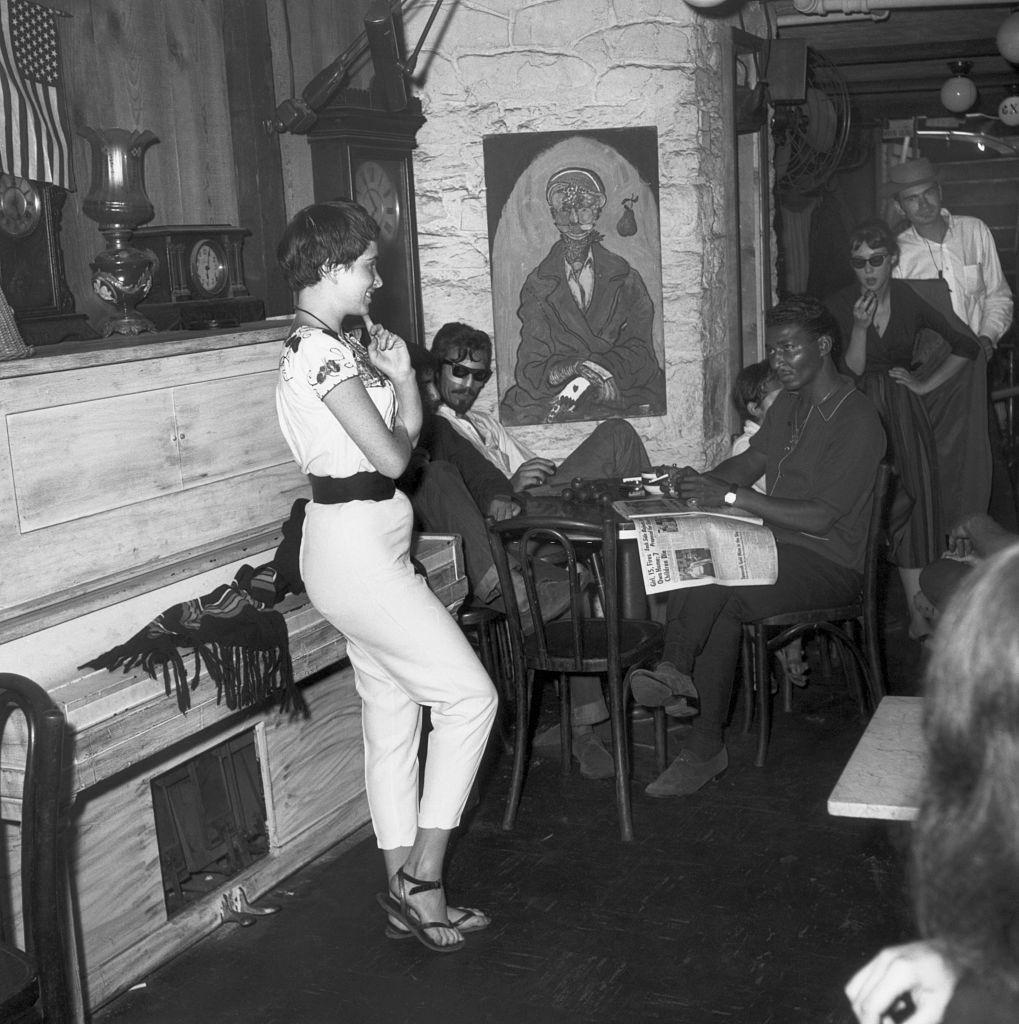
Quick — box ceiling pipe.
[778,12,888,26]
[790,0,1016,14]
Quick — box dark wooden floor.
[95,593,926,1024]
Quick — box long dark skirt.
[861,371,942,568]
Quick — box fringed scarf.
[81,500,309,716]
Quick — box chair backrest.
[487,509,623,676]
[862,460,894,609]
[0,673,71,1023]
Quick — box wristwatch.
[723,488,739,506]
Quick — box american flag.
[0,0,72,190]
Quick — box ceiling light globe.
[941,74,978,114]
[997,11,1019,65]
[682,0,730,7]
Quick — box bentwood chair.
[0,673,72,1023]
[487,511,663,841]
[741,461,892,767]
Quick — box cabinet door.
[7,392,179,533]
[173,370,293,488]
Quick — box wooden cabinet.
[0,327,468,1014]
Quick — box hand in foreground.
[364,314,412,381]
[511,457,557,491]
[845,941,957,1024]
[487,496,520,521]
[888,367,926,395]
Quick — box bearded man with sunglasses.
[408,320,653,778]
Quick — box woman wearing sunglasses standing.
[824,218,982,640]
[275,201,497,953]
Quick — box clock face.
[354,160,401,241]
[189,239,229,297]
[0,174,41,238]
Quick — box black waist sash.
[309,472,395,504]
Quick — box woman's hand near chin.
[365,314,412,381]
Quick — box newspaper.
[612,499,778,595]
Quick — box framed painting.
[483,127,666,426]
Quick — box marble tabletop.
[827,696,925,821]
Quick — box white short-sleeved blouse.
[276,325,397,478]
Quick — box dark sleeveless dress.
[825,279,981,569]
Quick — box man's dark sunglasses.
[443,360,492,384]
[849,254,890,269]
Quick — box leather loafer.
[645,746,728,797]
[628,663,699,718]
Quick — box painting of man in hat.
[483,128,667,426]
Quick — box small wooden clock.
[307,95,425,349]
[132,224,265,331]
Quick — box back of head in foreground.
[914,540,1019,995]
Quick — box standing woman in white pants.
[275,200,498,954]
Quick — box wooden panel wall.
[58,0,237,325]
[48,0,373,329]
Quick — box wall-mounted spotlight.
[941,61,978,114]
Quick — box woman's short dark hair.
[912,542,1019,994]
[277,200,379,292]
[848,218,899,257]
[733,358,779,421]
[431,322,493,366]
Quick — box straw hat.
[881,158,941,202]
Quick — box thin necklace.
[921,236,944,281]
[294,306,338,334]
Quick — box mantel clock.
[132,224,265,330]
[0,174,94,345]
[307,95,426,349]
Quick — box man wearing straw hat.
[885,155,1015,535]
[885,157,1012,352]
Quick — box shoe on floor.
[532,722,564,750]
[573,730,615,779]
[645,746,727,797]
[628,663,699,718]
[531,724,616,779]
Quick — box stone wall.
[403,0,762,469]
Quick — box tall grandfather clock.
[307,92,426,350]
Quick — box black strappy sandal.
[375,867,465,954]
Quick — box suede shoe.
[531,725,616,780]
[573,730,615,780]
[628,662,699,718]
[645,746,728,797]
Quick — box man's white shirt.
[436,404,536,477]
[893,209,1013,346]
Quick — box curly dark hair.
[431,322,493,367]
[912,542,1019,995]
[276,200,379,293]
[765,294,839,348]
